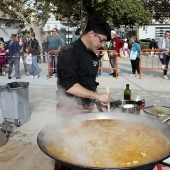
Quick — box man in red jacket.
[108,30,124,77]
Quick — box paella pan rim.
[143,105,170,117]
[37,112,170,170]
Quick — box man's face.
[51,29,57,36]
[111,33,115,38]
[89,31,107,53]
[165,32,170,39]
[17,33,22,38]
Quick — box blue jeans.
[8,57,20,76]
[159,54,170,75]
[49,52,58,74]
[43,52,48,63]
[19,52,28,74]
[32,56,40,76]
[27,64,33,75]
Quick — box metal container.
[37,112,170,170]
[122,104,135,113]
[121,103,140,114]
[143,105,170,117]
[0,82,30,127]
[121,100,141,114]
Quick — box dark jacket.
[29,38,39,56]
[108,36,124,56]
[149,40,158,49]
[16,36,28,53]
[57,39,99,106]
[6,40,22,57]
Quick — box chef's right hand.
[97,93,111,104]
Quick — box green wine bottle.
[124,84,131,100]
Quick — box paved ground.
[0,58,170,170]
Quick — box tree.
[143,0,170,23]
[54,0,83,27]
[0,0,152,48]
[55,0,152,30]
[0,0,54,53]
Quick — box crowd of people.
[0,30,40,79]
[1,24,169,80]
[100,30,170,80]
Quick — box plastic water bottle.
[135,92,140,102]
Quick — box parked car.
[139,38,152,49]
[139,38,152,45]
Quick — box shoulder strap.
[9,41,13,47]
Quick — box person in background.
[122,38,130,58]
[25,46,33,78]
[0,42,7,76]
[44,28,63,77]
[108,30,124,77]
[0,37,5,43]
[28,32,40,78]
[158,31,170,80]
[71,28,83,42]
[16,30,28,76]
[6,34,22,79]
[149,38,158,57]
[129,36,141,78]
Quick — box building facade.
[0,12,20,42]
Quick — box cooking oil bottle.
[124,84,131,100]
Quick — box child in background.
[0,42,7,76]
[25,46,33,78]
[122,38,130,58]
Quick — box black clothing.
[130,58,140,74]
[28,38,39,56]
[57,39,99,106]
[108,39,114,50]
[149,40,158,49]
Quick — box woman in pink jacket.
[0,42,7,76]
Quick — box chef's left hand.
[95,100,106,112]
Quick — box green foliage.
[0,0,52,28]
[144,0,170,22]
[139,42,149,50]
[55,0,152,28]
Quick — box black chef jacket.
[57,38,100,107]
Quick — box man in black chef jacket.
[57,17,111,112]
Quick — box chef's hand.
[95,100,106,112]
[95,93,111,112]
[97,93,111,104]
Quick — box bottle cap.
[136,92,140,95]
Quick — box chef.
[57,17,111,112]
